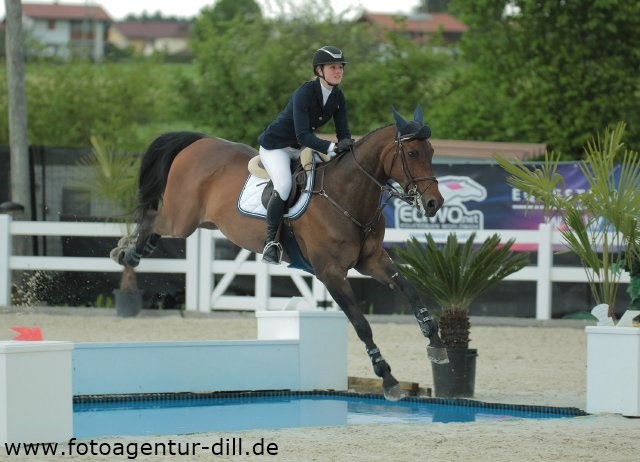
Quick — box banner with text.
[383,162,615,231]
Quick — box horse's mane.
[355,124,394,148]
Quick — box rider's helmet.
[312,46,348,70]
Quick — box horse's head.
[387,106,444,217]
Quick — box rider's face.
[319,63,344,86]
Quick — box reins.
[307,152,375,232]
[306,133,438,237]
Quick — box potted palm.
[495,122,640,416]
[396,232,529,397]
[495,122,640,318]
[78,136,142,317]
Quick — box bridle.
[310,132,439,235]
[390,132,439,213]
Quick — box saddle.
[247,148,331,209]
[242,148,332,274]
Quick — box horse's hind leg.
[314,264,405,401]
[110,210,161,268]
[122,232,160,268]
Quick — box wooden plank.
[347,376,430,397]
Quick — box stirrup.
[262,241,283,264]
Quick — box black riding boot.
[262,191,286,264]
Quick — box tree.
[203,0,262,21]
[185,1,457,145]
[438,0,640,158]
[187,4,367,144]
[124,12,190,22]
[0,61,183,150]
[345,31,454,134]
[417,0,451,13]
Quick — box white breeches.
[258,146,301,200]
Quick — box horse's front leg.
[314,263,406,401]
[357,250,449,364]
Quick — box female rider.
[257,45,353,264]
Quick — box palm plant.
[78,136,141,293]
[396,233,530,348]
[495,122,640,317]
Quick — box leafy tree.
[124,12,191,22]
[186,5,364,144]
[185,1,458,145]
[346,31,456,134]
[438,0,640,158]
[0,0,460,152]
[417,0,451,13]
[204,0,262,21]
[0,61,187,150]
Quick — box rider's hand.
[334,138,354,155]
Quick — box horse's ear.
[413,105,424,124]
[392,106,408,131]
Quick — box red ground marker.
[10,326,44,341]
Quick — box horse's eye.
[408,150,418,158]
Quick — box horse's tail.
[135,131,207,223]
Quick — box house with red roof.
[358,11,468,45]
[15,2,112,60]
[109,21,193,57]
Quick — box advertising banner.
[383,162,606,231]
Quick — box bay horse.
[112,106,447,400]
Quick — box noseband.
[348,133,438,211]
[393,133,439,212]
[310,133,439,236]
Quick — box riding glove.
[334,138,354,154]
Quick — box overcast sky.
[1,1,422,20]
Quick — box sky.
[1,1,423,20]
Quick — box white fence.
[0,215,629,319]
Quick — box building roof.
[22,3,112,22]
[113,21,192,40]
[430,139,545,161]
[360,11,468,35]
[317,133,544,161]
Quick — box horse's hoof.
[109,247,125,266]
[122,247,141,268]
[427,346,449,364]
[383,384,406,401]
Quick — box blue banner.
[384,162,610,231]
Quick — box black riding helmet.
[312,46,348,68]
[313,46,348,84]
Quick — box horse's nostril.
[427,199,436,211]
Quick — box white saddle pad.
[237,153,319,220]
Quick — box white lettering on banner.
[510,187,586,211]
[393,176,487,230]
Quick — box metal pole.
[4,0,32,220]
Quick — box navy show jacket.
[258,78,351,154]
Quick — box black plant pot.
[113,289,143,318]
[431,348,478,398]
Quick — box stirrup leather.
[262,240,283,263]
